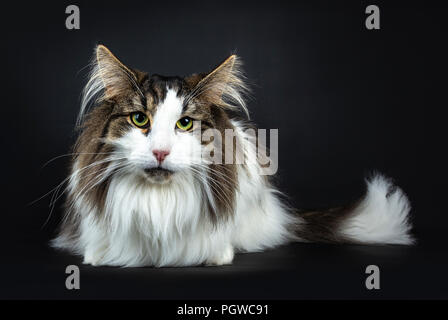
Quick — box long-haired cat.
[52,45,414,267]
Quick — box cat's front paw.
[83,249,105,266]
[83,255,101,266]
[205,245,234,266]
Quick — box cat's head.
[74,45,249,190]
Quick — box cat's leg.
[232,185,298,253]
[79,216,109,266]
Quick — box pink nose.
[153,150,170,163]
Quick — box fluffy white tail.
[296,174,414,245]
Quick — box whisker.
[41,151,127,169]
[35,156,128,228]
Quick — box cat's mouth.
[143,167,174,184]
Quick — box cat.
[52,44,414,267]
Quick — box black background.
[0,0,446,299]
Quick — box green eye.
[176,117,193,131]
[131,112,149,128]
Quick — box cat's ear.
[190,55,249,117]
[95,44,138,100]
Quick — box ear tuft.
[78,45,142,125]
[95,44,138,99]
[187,54,250,118]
